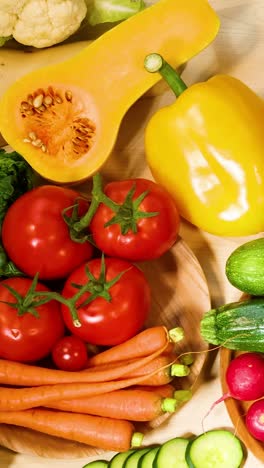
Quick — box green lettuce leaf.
[0,149,34,277]
[0,36,12,47]
[87,0,146,26]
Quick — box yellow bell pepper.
[144,54,264,236]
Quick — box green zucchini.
[185,430,244,468]
[200,298,264,352]
[225,238,264,295]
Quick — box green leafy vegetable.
[87,0,146,26]
[0,36,12,47]
[0,149,34,277]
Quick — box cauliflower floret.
[0,1,26,37]
[0,0,87,48]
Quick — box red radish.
[246,399,264,442]
[207,352,264,416]
[224,352,264,401]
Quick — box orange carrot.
[46,388,177,421]
[88,326,171,366]
[0,335,169,387]
[0,408,143,452]
[162,342,177,355]
[135,383,175,398]
[0,360,190,412]
[0,373,168,411]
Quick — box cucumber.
[185,430,244,468]
[154,437,189,468]
[109,450,136,468]
[200,297,264,352]
[139,446,160,468]
[225,238,264,295]
[124,448,151,468]
[83,461,109,468]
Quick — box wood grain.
[220,347,264,463]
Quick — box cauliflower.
[0,0,87,48]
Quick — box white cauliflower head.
[0,0,87,48]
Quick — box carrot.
[0,359,190,412]
[0,371,171,412]
[135,383,175,398]
[46,388,177,421]
[0,408,143,452]
[88,326,173,366]
[122,354,175,384]
[0,335,169,387]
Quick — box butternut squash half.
[0,0,220,184]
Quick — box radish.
[206,352,264,416]
[224,352,264,401]
[246,399,264,442]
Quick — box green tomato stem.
[144,53,188,97]
[73,173,119,233]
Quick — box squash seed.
[33,94,44,108]
[43,96,53,106]
[65,91,72,102]
[28,131,37,141]
[20,85,96,160]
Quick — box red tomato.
[0,277,65,363]
[61,257,151,346]
[90,178,180,261]
[2,185,93,280]
[52,335,89,371]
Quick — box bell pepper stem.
[144,53,188,97]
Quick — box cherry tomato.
[52,335,88,371]
[2,185,93,280]
[0,277,65,363]
[90,178,180,261]
[61,257,151,346]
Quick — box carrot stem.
[161,397,177,412]
[171,364,190,377]
[131,432,144,448]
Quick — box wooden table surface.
[0,0,263,466]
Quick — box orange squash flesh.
[0,0,220,184]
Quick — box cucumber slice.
[124,448,151,468]
[83,461,109,468]
[185,430,244,468]
[139,446,160,468]
[154,437,189,468]
[109,450,136,468]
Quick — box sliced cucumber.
[185,430,244,468]
[124,448,151,468]
[83,461,109,468]
[154,437,189,468]
[139,446,160,468]
[109,450,135,468]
